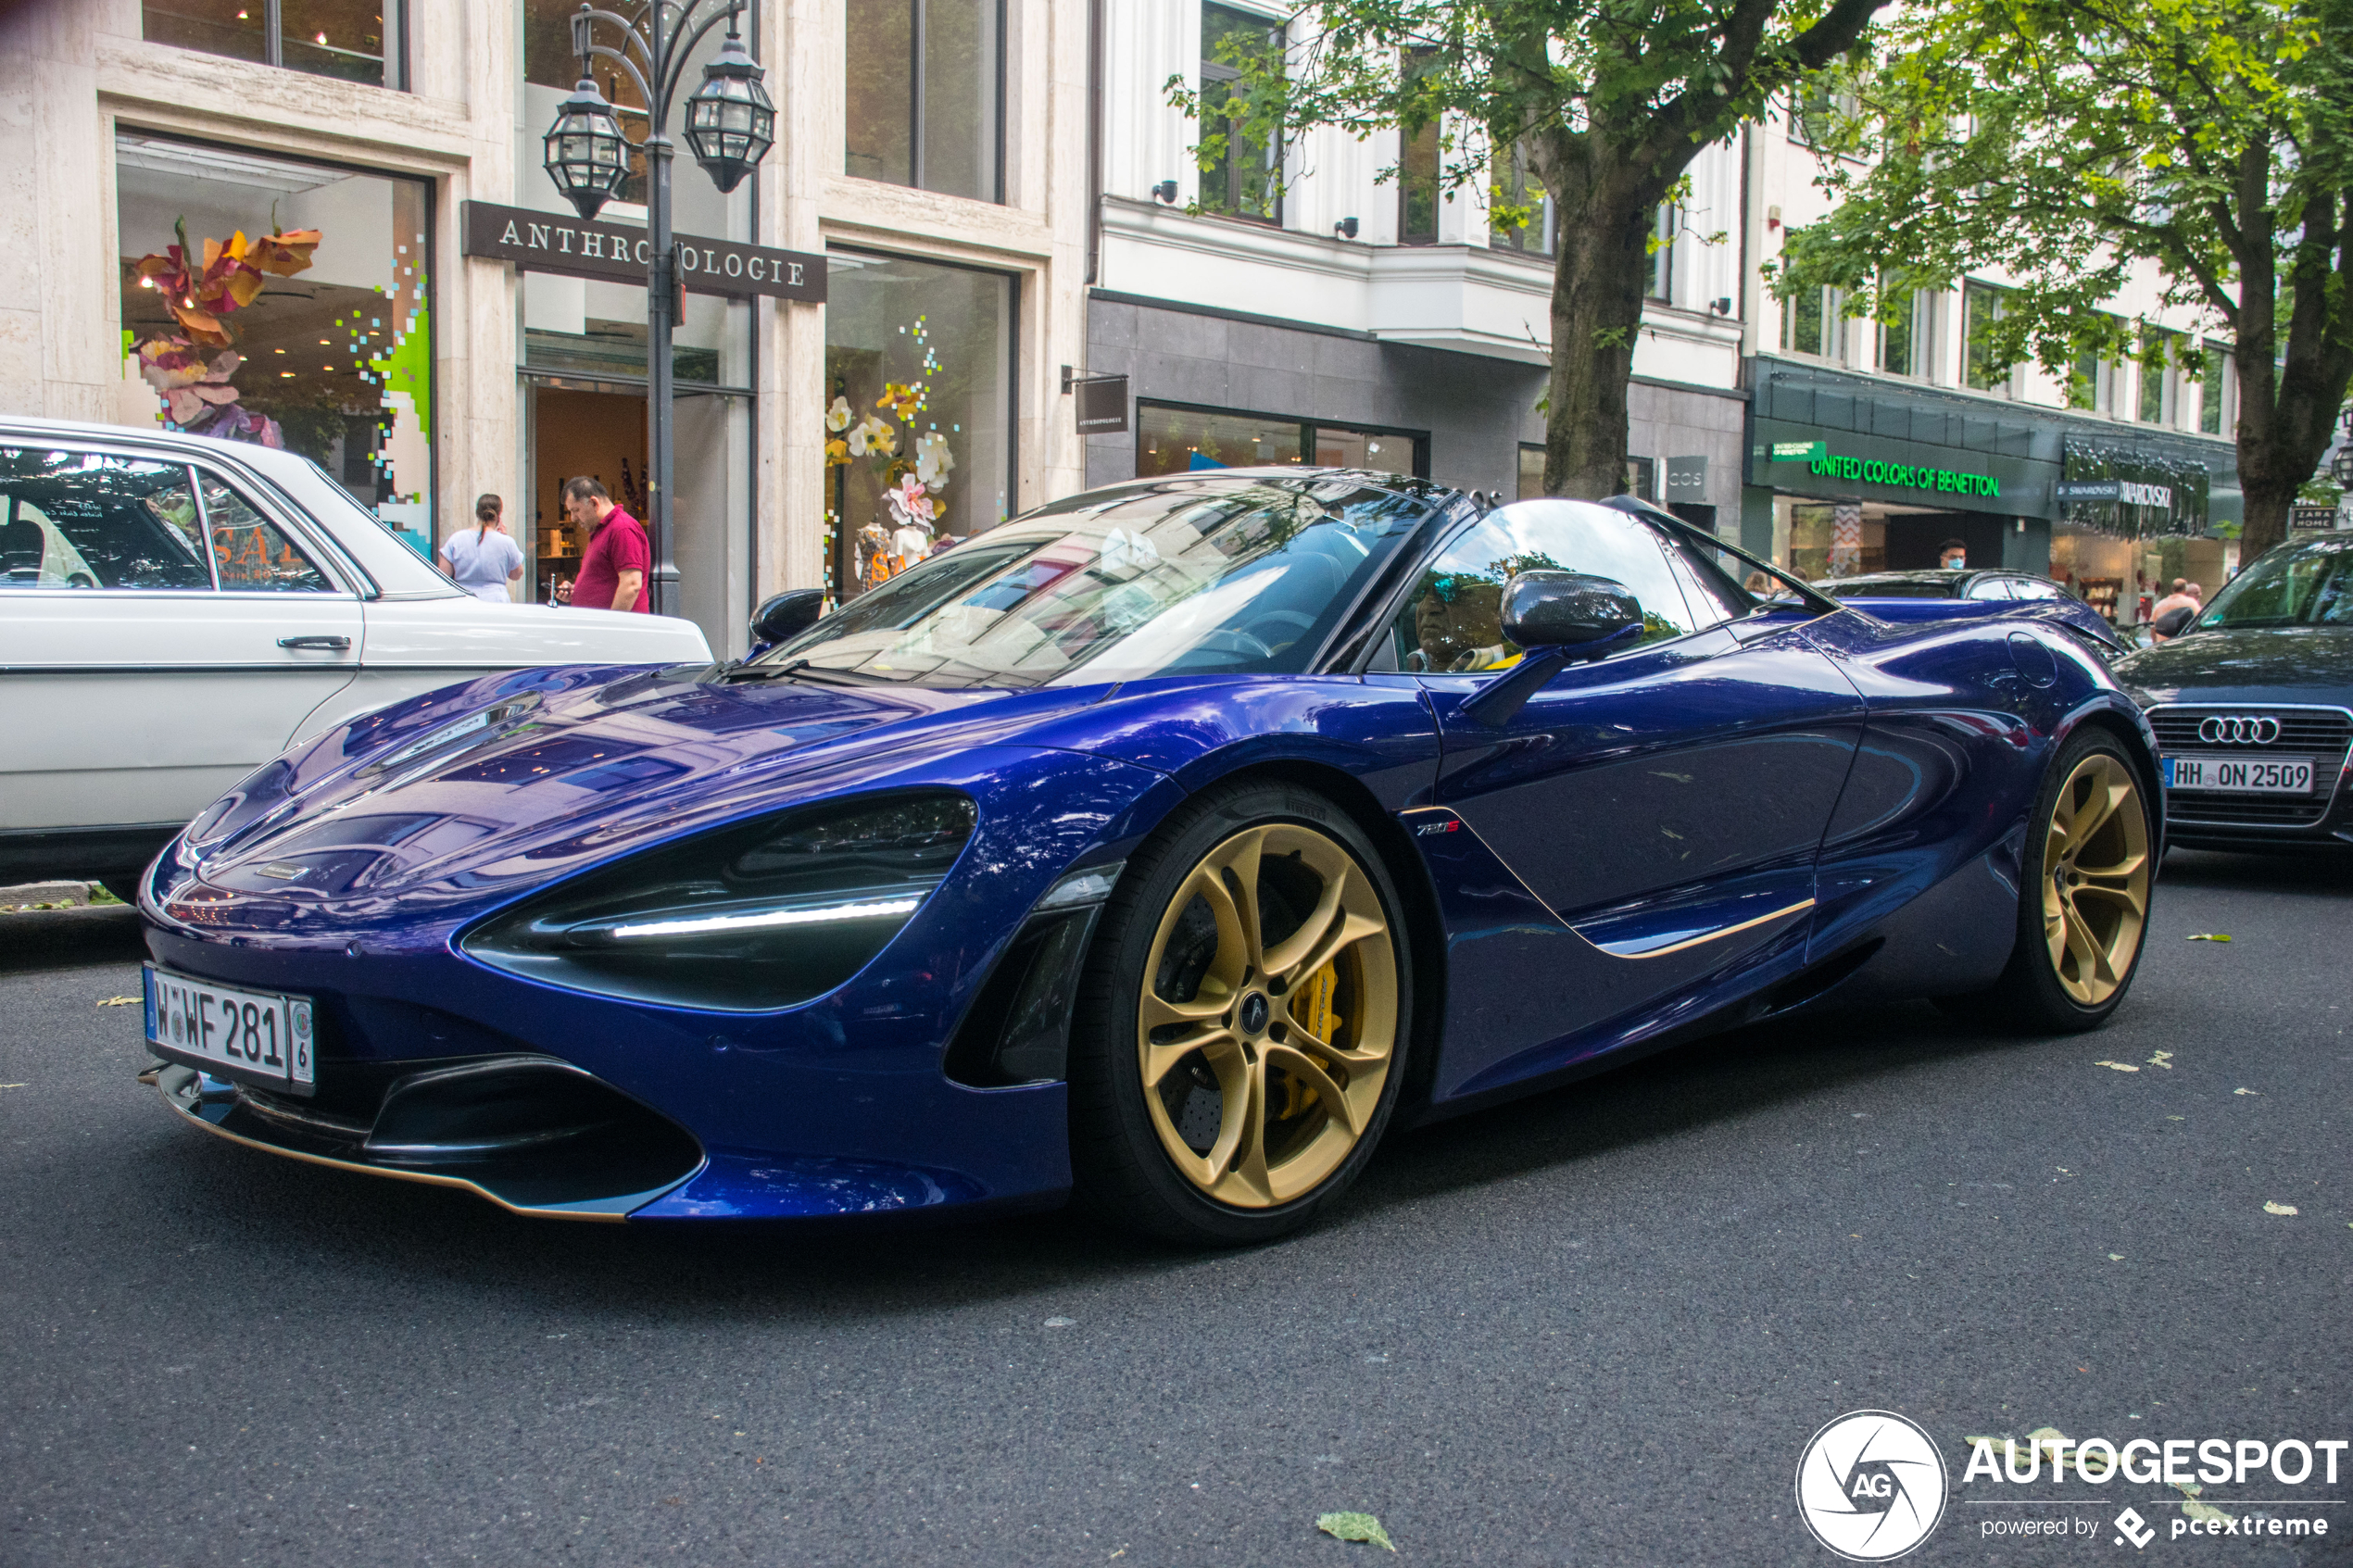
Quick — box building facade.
[1741,93,2244,623]
[1,0,2258,657]
[1082,0,1751,529]
[1,0,1095,656]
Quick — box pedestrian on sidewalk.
[563,476,650,614]
[2149,577,2203,642]
[438,494,526,603]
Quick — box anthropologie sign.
[459,200,824,303]
[1776,443,2002,498]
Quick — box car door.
[1397,501,1865,1095]
[0,442,360,846]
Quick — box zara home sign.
[461,200,824,303]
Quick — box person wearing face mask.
[1938,538,1968,571]
[439,493,526,603]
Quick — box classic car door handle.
[276,634,352,650]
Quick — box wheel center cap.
[1239,992,1272,1035]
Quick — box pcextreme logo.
[1796,1411,1950,1561]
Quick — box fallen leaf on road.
[2264,1201,2298,1216]
[2172,1480,2231,1524]
[1044,1316,1076,1328]
[0,1083,26,1090]
[2146,1051,2173,1069]
[2108,1253,2125,1261]
[2094,1060,2141,1073]
[1317,1512,1396,1551]
[2233,1088,2260,1097]
[2186,933,2232,942]
[95,996,139,1007]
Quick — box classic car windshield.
[2194,541,2353,631]
[1812,576,1955,598]
[755,476,1433,687]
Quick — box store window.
[145,0,405,88]
[1200,4,1283,223]
[1491,144,1554,257]
[845,0,1004,202]
[824,251,1015,600]
[116,132,434,543]
[1136,404,1423,482]
[1398,51,1442,245]
[1962,282,2009,392]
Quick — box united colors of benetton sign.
[460,200,824,303]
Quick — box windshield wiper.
[715,658,896,686]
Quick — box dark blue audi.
[135,470,2163,1245]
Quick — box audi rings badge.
[2197,714,2281,745]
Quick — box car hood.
[2112,626,2353,707]
[167,666,1117,925]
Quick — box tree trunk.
[1541,164,1659,499]
[2227,175,2353,567]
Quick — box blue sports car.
[135,471,2162,1244]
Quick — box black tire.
[1067,780,1415,1247]
[1966,729,2157,1033]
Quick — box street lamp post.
[543,1,774,618]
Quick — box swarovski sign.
[2055,479,2174,508]
[460,200,824,303]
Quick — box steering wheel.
[1188,628,1275,661]
[1241,608,1316,642]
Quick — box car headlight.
[460,792,976,1011]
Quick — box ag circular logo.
[1794,1410,1948,1561]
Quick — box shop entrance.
[1881,511,2005,571]
[527,384,648,605]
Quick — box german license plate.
[2162,755,2317,794]
[144,964,314,1091]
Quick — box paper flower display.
[130,219,320,349]
[825,395,853,433]
[134,342,283,447]
[914,430,955,488]
[884,473,936,529]
[848,417,898,458]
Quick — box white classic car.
[0,417,711,897]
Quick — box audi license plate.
[143,964,314,1091]
[2162,755,2317,794]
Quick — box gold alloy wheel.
[1137,823,1400,1209]
[2041,752,2152,1006]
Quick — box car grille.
[2147,707,2353,752]
[2150,705,2349,830]
[2168,795,2337,828]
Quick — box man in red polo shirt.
[563,475,650,613]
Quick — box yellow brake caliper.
[1279,962,1341,1119]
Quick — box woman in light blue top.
[440,493,526,603]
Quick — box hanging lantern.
[543,76,631,220]
[682,30,775,194]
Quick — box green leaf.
[1317,1511,1397,1551]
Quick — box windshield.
[757,474,1434,687]
[1814,577,1955,598]
[2194,542,2353,631]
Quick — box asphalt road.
[5,851,2349,1567]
